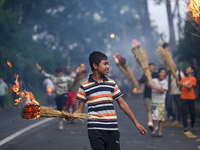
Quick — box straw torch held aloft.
[113,53,142,93]
[156,39,178,82]
[131,39,153,86]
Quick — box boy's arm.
[65,101,85,121]
[179,83,193,89]
[116,97,147,135]
[35,63,56,82]
[151,85,166,93]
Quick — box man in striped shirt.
[66,51,147,150]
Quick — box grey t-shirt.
[0,82,8,96]
[152,78,168,104]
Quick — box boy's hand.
[177,81,182,86]
[65,113,74,121]
[150,85,156,89]
[35,63,42,71]
[135,123,148,136]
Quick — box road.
[0,94,200,150]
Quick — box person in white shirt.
[150,67,168,137]
[166,66,185,123]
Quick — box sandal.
[157,132,162,137]
[151,131,156,137]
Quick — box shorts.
[88,129,120,150]
[151,103,165,121]
[55,94,67,111]
[144,98,151,111]
[66,91,76,108]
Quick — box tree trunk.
[166,0,177,53]
[137,0,155,62]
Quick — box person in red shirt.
[178,65,196,132]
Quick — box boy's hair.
[189,65,195,72]
[55,67,63,73]
[149,63,155,66]
[158,67,166,73]
[89,51,108,71]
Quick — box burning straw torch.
[113,53,142,94]
[131,39,153,86]
[13,74,90,120]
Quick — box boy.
[66,51,147,150]
[178,65,196,132]
[36,64,73,130]
[150,67,168,137]
[138,63,158,131]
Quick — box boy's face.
[56,71,63,77]
[186,66,193,75]
[149,64,156,73]
[94,59,109,75]
[158,69,166,80]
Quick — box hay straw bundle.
[156,45,178,81]
[40,106,90,119]
[21,105,90,120]
[132,46,153,86]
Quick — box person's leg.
[0,96,3,110]
[188,100,195,128]
[153,120,157,131]
[105,130,120,150]
[88,130,106,150]
[0,96,5,110]
[55,95,64,129]
[144,98,153,130]
[167,95,176,121]
[71,91,77,113]
[181,100,188,129]
[174,95,182,122]
[158,121,163,132]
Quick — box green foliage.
[0,0,159,108]
[176,20,200,65]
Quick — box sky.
[148,0,187,43]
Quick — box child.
[178,65,196,132]
[66,51,147,150]
[150,67,168,137]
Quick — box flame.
[7,60,12,67]
[187,0,200,24]
[47,88,53,93]
[12,75,40,119]
[115,58,119,64]
[113,53,126,66]
[76,63,86,73]
[132,39,141,48]
[21,104,41,119]
[12,75,40,117]
[133,88,137,93]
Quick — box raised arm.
[116,97,147,135]
[35,63,56,82]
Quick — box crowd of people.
[135,62,197,137]
[0,50,199,150]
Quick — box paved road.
[0,94,200,150]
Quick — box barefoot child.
[66,51,147,150]
[150,67,168,137]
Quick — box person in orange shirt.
[178,65,196,132]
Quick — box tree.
[176,20,200,65]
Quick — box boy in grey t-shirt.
[150,68,168,137]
